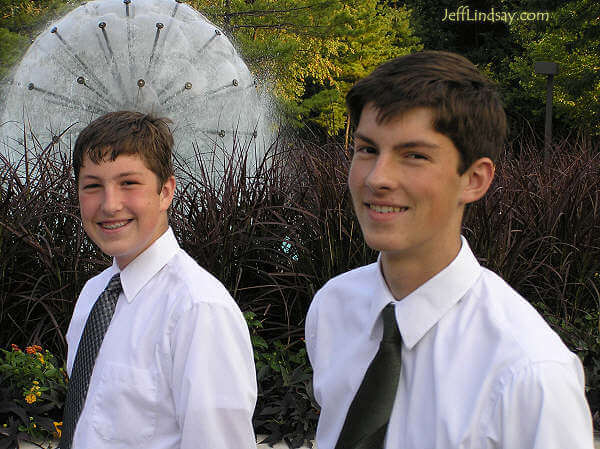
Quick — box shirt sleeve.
[489,359,594,449]
[169,299,258,449]
[305,292,322,407]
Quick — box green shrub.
[0,344,66,448]
[0,27,28,80]
[246,312,319,449]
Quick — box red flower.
[11,344,21,352]
[25,345,42,354]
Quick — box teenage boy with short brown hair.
[305,51,593,449]
[60,111,257,449]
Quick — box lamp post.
[534,61,559,159]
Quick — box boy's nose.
[101,187,123,214]
[366,155,397,191]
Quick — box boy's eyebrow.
[80,171,145,180]
[115,171,145,177]
[353,132,440,150]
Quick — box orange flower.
[25,345,42,354]
[36,353,45,364]
[53,422,62,439]
[11,344,21,352]
[25,393,37,404]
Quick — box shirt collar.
[110,227,180,303]
[371,236,482,350]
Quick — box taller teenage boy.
[60,111,257,449]
[305,51,594,449]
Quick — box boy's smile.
[78,153,175,269]
[349,105,470,271]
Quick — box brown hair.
[73,111,174,191]
[346,51,506,173]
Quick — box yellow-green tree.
[193,0,421,134]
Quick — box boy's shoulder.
[158,248,237,309]
[315,261,378,298]
[307,261,380,322]
[469,267,574,364]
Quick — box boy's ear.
[460,157,495,205]
[159,175,176,211]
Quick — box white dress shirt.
[306,237,594,449]
[66,228,257,449]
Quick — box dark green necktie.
[335,303,402,449]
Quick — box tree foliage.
[0,0,73,80]
[400,0,600,136]
[507,0,600,135]
[192,0,420,133]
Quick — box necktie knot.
[107,273,122,294]
[381,303,401,344]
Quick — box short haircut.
[346,51,507,173]
[73,111,174,191]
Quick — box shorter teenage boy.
[60,112,257,449]
[305,51,594,449]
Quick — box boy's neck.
[115,221,170,270]
[380,235,462,300]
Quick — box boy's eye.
[407,153,428,160]
[82,183,100,189]
[356,145,377,154]
[122,180,139,186]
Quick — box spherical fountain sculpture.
[0,0,274,176]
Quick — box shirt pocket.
[91,362,158,446]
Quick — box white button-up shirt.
[306,237,593,449]
[66,228,257,449]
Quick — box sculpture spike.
[98,22,114,59]
[204,79,240,98]
[134,78,146,108]
[97,21,128,102]
[76,76,114,109]
[50,26,118,106]
[188,30,224,68]
[27,83,105,115]
[171,0,182,18]
[146,22,164,78]
[160,81,193,106]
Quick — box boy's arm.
[488,359,594,448]
[305,292,322,407]
[169,300,257,449]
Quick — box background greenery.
[1,0,599,447]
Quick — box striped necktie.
[59,273,122,449]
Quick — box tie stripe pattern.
[335,303,402,449]
[59,273,122,449]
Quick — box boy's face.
[349,104,474,262]
[78,152,175,269]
